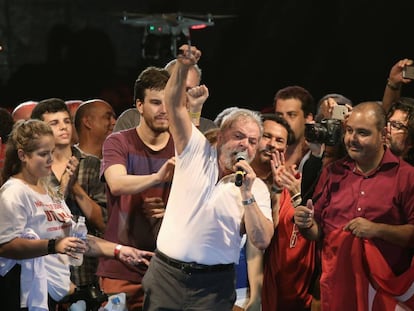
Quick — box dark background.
[1,0,413,119]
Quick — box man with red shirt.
[294,102,414,310]
[251,114,316,311]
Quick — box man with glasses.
[386,97,414,165]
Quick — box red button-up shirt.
[314,147,414,275]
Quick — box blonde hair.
[1,119,62,200]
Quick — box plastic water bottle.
[69,216,87,266]
[103,293,127,311]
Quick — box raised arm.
[382,58,413,112]
[294,199,322,241]
[164,45,202,154]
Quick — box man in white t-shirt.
[142,45,274,310]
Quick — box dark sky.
[1,0,413,119]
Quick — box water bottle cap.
[78,216,85,222]
[111,296,121,305]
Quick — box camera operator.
[301,94,352,203]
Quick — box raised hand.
[187,84,209,112]
[388,58,413,86]
[233,158,256,194]
[60,156,79,197]
[278,164,301,198]
[294,199,314,229]
[270,150,285,187]
[155,157,175,183]
[177,44,201,66]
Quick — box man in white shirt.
[142,45,274,311]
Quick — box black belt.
[155,250,234,274]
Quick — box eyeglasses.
[388,120,408,131]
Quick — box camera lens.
[304,123,328,144]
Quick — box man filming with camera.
[300,94,351,203]
[294,102,414,310]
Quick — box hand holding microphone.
[235,151,247,187]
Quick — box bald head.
[351,102,386,131]
[74,99,113,132]
[74,98,116,153]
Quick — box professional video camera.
[304,119,343,146]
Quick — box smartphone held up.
[402,65,414,80]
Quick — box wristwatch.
[47,239,57,254]
[242,197,256,205]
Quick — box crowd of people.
[0,46,413,311]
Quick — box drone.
[120,12,232,59]
[121,12,215,35]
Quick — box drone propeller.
[181,12,237,21]
[117,11,235,18]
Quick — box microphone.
[235,151,247,187]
